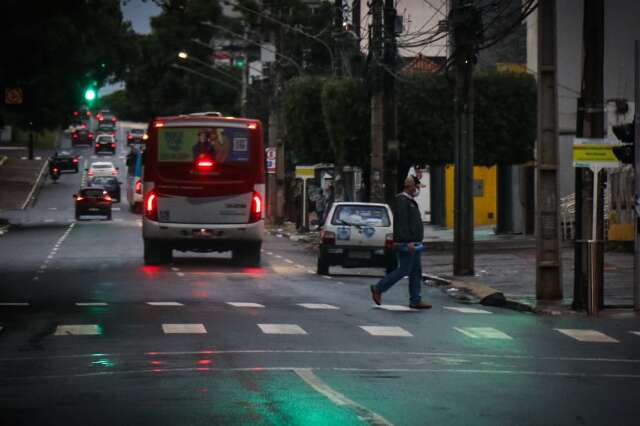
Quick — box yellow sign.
[295,166,315,179]
[496,63,528,74]
[573,144,618,162]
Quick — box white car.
[87,161,118,178]
[317,202,397,275]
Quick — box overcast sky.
[121,0,161,34]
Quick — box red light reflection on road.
[141,265,162,278]
[241,267,265,276]
[196,367,211,372]
[151,368,164,373]
[192,290,209,299]
[196,359,212,366]
[251,367,266,372]
[150,360,162,366]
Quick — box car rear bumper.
[143,218,264,250]
[319,245,393,268]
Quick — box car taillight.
[145,192,158,221]
[135,180,142,194]
[112,132,116,136]
[104,194,112,202]
[72,133,78,139]
[88,171,93,176]
[127,134,132,140]
[89,133,94,139]
[53,167,59,172]
[321,230,336,245]
[142,133,149,140]
[72,158,79,164]
[112,170,117,176]
[249,192,262,223]
[82,123,87,128]
[86,111,91,117]
[111,143,116,149]
[95,143,100,148]
[76,196,84,201]
[385,233,395,250]
[112,117,116,122]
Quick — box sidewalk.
[0,146,50,211]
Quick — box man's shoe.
[370,285,382,305]
[409,302,432,310]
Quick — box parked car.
[50,150,79,173]
[74,187,112,220]
[94,134,116,155]
[317,202,397,275]
[87,161,118,178]
[88,176,121,202]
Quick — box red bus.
[142,112,265,266]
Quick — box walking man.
[370,176,432,309]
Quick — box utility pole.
[452,0,475,276]
[383,0,399,202]
[573,0,605,309]
[369,0,385,203]
[535,0,562,300]
[634,40,640,311]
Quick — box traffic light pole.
[369,0,385,203]
[634,40,640,311]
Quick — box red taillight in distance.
[145,192,158,221]
[135,180,142,194]
[89,133,94,139]
[72,133,78,139]
[111,143,116,149]
[95,143,100,148]
[385,233,395,250]
[249,192,263,223]
[72,158,79,164]
[127,134,133,140]
[321,230,336,245]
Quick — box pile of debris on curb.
[267,221,320,245]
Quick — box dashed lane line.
[0,302,30,306]
[227,302,265,308]
[297,303,340,310]
[284,259,294,264]
[162,323,207,334]
[294,368,393,426]
[54,325,101,336]
[147,302,184,306]
[258,324,308,335]
[454,327,512,340]
[555,329,619,343]
[376,305,417,312]
[360,326,413,337]
[75,302,108,307]
[176,272,185,277]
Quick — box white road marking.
[146,302,184,306]
[0,302,30,306]
[32,277,39,281]
[162,323,207,334]
[227,302,265,308]
[284,259,294,264]
[322,275,332,280]
[454,327,512,340]
[266,252,273,256]
[376,305,417,312]
[171,267,180,272]
[631,331,640,337]
[275,255,282,259]
[360,326,413,337]
[44,219,54,223]
[294,368,393,426]
[48,207,57,211]
[176,272,185,277]
[54,325,101,336]
[113,218,123,222]
[307,270,315,274]
[75,302,108,307]
[297,303,340,310]
[555,329,619,343]
[444,306,492,314]
[112,207,121,211]
[258,324,308,335]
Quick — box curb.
[21,159,49,210]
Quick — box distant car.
[74,187,112,220]
[88,176,121,202]
[50,150,79,173]
[96,110,116,125]
[126,129,146,145]
[97,122,117,140]
[317,202,397,275]
[87,161,118,178]
[71,128,94,146]
[94,134,116,155]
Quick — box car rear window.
[331,205,391,227]
[157,126,250,163]
[82,189,105,197]
[93,164,110,169]
[91,177,116,185]
[97,136,112,142]
[131,129,144,134]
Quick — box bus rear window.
[158,127,250,164]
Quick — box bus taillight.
[249,192,262,223]
[145,192,158,221]
[135,180,142,194]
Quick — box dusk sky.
[121,0,161,34]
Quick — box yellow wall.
[445,165,497,228]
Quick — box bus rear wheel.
[144,240,172,265]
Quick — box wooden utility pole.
[573,0,605,308]
[452,0,475,276]
[383,0,398,202]
[535,0,562,300]
[369,0,385,203]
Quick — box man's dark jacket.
[393,193,423,243]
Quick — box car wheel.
[316,251,330,275]
[74,167,79,173]
[233,243,261,267]
[144,240,172,265]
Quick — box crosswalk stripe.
[297,303,340,310]
[75,302,108,306]
[147,302,184,306]
[54,325,101,336]
[285,259,294,264]
[360,326,413,337]
[258,323,308,335]
[162,323,207,334]
[227,302,265,308]
[555,329,619,343]
[376,304,416,312]
[444,306,492,314]
[454,327,512,340]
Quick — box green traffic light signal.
[84,88,96,102]
[234,57,246,69]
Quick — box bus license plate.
[349,250,371,259]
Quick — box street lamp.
[178,51,188,59]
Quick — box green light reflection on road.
[91,358,115,368]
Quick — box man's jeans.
[375,249,422,305]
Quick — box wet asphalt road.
[1,125,640,425]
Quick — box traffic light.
[612,119,635,164]
[233,56,246,69]
[84,88,96,102]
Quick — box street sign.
[265,147,276,174]
[4,88,23,105]
[295,165,315,179]
[573,139,621,168]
